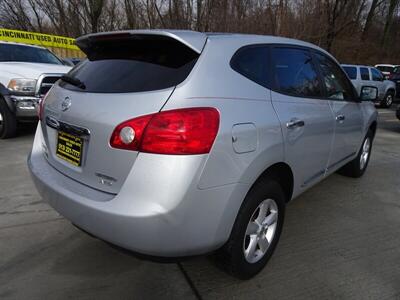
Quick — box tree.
[381,0,400,47]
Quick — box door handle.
[286,119,305,129]
[336,114,345,122]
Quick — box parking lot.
[0,108,399,300]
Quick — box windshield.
[393,67,400,74]
[0,44,63,65]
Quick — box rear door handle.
[286,119,305,129]
[336,114,345,122]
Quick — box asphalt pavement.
[0,108,399,299]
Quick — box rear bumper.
[28,125,249,257]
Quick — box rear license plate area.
[56,131,83,167]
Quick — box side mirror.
[360,86,378,102]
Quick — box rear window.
[343,66,357,80]
[376,66,393,73]
[60,35,199,93]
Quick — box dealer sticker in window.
[56,131,83,167]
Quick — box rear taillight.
[110,107,220,155]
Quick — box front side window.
[360,67,370,80]
[271,47,322,97]
[231,46,269,88]
[0,44,63,65]
[343,66,357,80]
[315,53,355,100]
[371,68,384,81]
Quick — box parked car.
[342,64,396,108]
[28,30,378,279]
[0,41,72,138]
[375,64,400,80]
[396,105,400,120]
[388,66,400,98]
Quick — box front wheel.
[338,130,373,178]
[0,98,17,139]
[217,179,285,279]
[381,91,394,108]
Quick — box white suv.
[0,41,71,138]
[342,64,396,108]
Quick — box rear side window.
[343,66,357,80]
[371,68,384,81]
[230,46,269,88]
[271,47,322,97]
[315,53,355,100]
[360,67,370,80]
[60,35,199,93]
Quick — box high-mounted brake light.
[110,107,220,155]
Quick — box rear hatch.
[40,31,206,194]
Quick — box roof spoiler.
[76,30,208,54]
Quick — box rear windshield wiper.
[61,74,86,89]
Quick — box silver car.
[342,64,396,108]
[28,30,378,279]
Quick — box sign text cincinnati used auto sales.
[0,28,79,50]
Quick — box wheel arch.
[252,162,294,203]
[369,120,377,139]
[386,88,396,95]
[0,83,14,112]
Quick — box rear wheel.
[0,98,17,139]
[338,130,373,178]
[217,179,285,279]
[382,91,394,108]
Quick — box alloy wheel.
[360,137,371,170]
[0,110,3,132]
[386,94,393,107]
[243,199,278,263]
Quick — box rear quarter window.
[343,66,357,80]
[60,35,199,93]
[230,45,270,88]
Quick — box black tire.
[217,179,286,279]
[0,97,17,139]
[338,130,373,178]
[381,91,394,108]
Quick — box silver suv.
[28,30,378,279]
[342,64,396,108]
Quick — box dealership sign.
[0,28,79,50]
